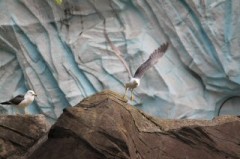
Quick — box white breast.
[130,78,140,86]
[18,96,34,108]
[125,78,140,89]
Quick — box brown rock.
[0,115,50,159]
[29,90,240,159]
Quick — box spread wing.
[9,95,24,105]
[133,42,169,79]
[103,20,132,79]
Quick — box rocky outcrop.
[0,115,50,159]
[29,90,240,159]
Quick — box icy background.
[0,0,240,121]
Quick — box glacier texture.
[0,0,240,121]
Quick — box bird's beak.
[34,94,37,97]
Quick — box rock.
[29,90,240,159]
[0,115,50,159]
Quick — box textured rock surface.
[29,90,240,159]
[0,0,240,119]
[0,115,50,159]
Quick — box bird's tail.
[0,101,11,105]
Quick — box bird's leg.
[130,89,134,101]
[123,85,129,99]
[12,106,14,115]
[24,108,29,115]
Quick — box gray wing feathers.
[133,42,169,79]
[103,21,133,78]
[10,95,24,105]
[0,95,24,105]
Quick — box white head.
[24,90,37,98]
[130,78,140,87]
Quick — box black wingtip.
[159,42,169,52]
[0,101,11,105]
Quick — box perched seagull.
[0,90,37,114]
[103,22,169,100]
[123,43,169,100]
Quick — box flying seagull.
[123,43,169,100]
[0,90,37,114]
[103,23,169,100]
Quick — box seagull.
[103,22,169,100]
[123,43,169,100]
[0,90,37,114]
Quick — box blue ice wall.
[0,0,239,121]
